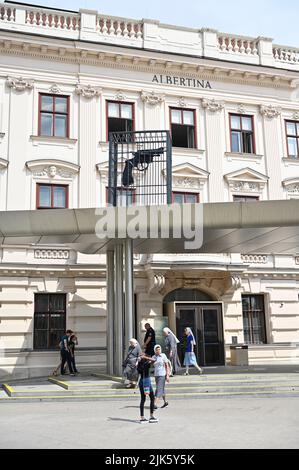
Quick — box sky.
[13,0,299,47]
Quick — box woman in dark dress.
[123,338,142,388]
[163,327,181,375]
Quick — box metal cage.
[108,130,172,207]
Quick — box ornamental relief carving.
[286,184,299,194]
[75,84,102,98]
[202,98,224,112]
[141,90,165,106]
[49,84,61,94]
[34,249,70,259]
[6,76,34,92]
[115,90,126,101]
[259,105,281,119]
[32,165,75,178]
[173,177,201,189]
[231,181,260,192]
[241,254,268,264]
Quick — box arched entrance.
[163,289,225,367]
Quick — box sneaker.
[140,418,148,423]
[184,372,189,376]
[70,373,75,376]
[161,401,168,408]
[149,417,159,423]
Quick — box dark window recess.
[107,102,133,137]
[170,108,196,148]
[242,294,267,345]
[286,120,299,157]
[233,195,259,202]
[34,293,66,350]
[230,114,255,154]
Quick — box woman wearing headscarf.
[123,338,142,388]
[183,327,203,375]
[163,327,181,375]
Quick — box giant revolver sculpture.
[122,147,164,187]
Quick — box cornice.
[0,38,296,91]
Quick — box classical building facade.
[1,1,299,378]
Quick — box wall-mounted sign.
[152,74,212,89]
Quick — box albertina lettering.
[152,74,212,89]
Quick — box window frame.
[106,100,135,141]
[229,113,256,154]
[172,191,200,203]
[285,120,299,158]
[36,183,69,209]
[38,93,70,138]
[169,107,197,149]
[242,294,267,345]
[33,293,66,350]
[233,195,260,202]
[105,186,136,206]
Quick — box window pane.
[288,137,298,156]
[173,193,184,204]
[243,132,254,153]
[117,190,134,206]
[55,97,67,113]
[53,187,66,208]
[41,114,53,136]
[41,95,53,112]
[171,109,182,124]
[34,313,48,329]
[108,102,119,118]
[35,294,49,312]
[183,110,194,125]
[185,194,198,203]
[34,329,48,349]
[231,115,241,129]
[242,117,252,131]
[50,294,65,312]
[120,104,132,119]
[39,186,51,207]
[296,123,299,135]
[287,122,296,136]
[231,131,242,152]
[54,115,67,137]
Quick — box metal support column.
[114,243,124,377]
[124,238,134,348]
[106,250,115,376]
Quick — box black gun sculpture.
[122,147,164,187]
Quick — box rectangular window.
[37,184,68,209]
[39,94,69,138]
[173,192,199,203]
[170,108,196,148]
[230,114,255,154]
[107,101,134,139]
[34,293,66,350]
[233,195,259,202]
[286,120,299,157]
[242,295,266,344]
[106,187,136,206]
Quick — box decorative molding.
[172,163,209,191]
[115,90,126,101]
[140,90,165,106]
[6,76,34,92]
[285,183,299,194]
[295,257,299,265]
[225,167,268,194]
[26,159,80,179]
[241,254,268,264]
[34,249,70,260]
[178,97,187,107]
[231,182,260,192]
[75,83,102,99]
[260,104,281,118]
[147,271,165,294]
[174,177,200,189]
[237,104,246,114]
[293,112,299,120]
[49,84,62,94]
[202,98,224,112]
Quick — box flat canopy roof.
[0,201,299,254]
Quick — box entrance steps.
[2,369,299,401]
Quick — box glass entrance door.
[176,304,224,366]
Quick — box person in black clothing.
[60,329,74,376]
[69,332,79,374]
[137,355,158,423]
[143,323,156,357]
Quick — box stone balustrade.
[1,2,299,71]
